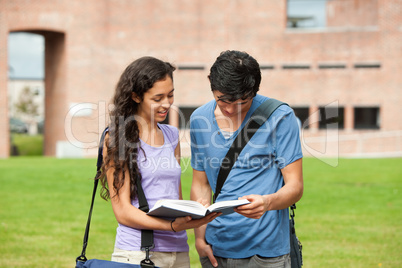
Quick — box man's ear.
[132,92,141,103]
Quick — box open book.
[147,199,250,219]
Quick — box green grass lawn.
[0,157,401,267]
[10,134,44,156]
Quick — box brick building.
[1,0,401,159]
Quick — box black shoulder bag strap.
[213,98,287,202]
[76,127,155,268]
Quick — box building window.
[354,107,380,129]
[319,106,344,129]
[354,63,381,69]
[287,0,328,28]
[287,0,378,29]
[178,106,198,129]
[260,65,275,70]
[177,65,205,70]
[292,107,309,129]
[318,63,347,69]
[282,64,311,70]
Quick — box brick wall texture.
[0,0,401,158]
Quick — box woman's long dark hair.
[100,56,175,201]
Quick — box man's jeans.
[200,253,290,268]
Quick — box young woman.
[100,56,218,268]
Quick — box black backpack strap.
[213,99,287,202]
[136,176,155,268]
[76,127,155,268]
[76,127,109,264]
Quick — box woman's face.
[133,75,174,126]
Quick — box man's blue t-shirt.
[190,94,303,259]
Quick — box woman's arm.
[104,136,217,232]
[175,138,184,200]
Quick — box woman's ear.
[132,92,141,103]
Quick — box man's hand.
[234,194,269,219]
[196,237,218,267]
[235,159,304,219]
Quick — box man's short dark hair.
[209,50,261,102]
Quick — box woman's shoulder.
[158,123,178,134]
[158,124,179,145]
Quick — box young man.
[190,50,303,268]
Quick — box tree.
[14,86,39,134]
[15,86,39,117]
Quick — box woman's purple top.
[114,124,189,252]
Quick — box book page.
[207,199,250,215]
[154,199,204,209]
[147,199,208,219]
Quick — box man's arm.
[236,158,303,219]
[191,169,218,267]
[270,158,303,209]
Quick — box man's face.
[213,91,253,119]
